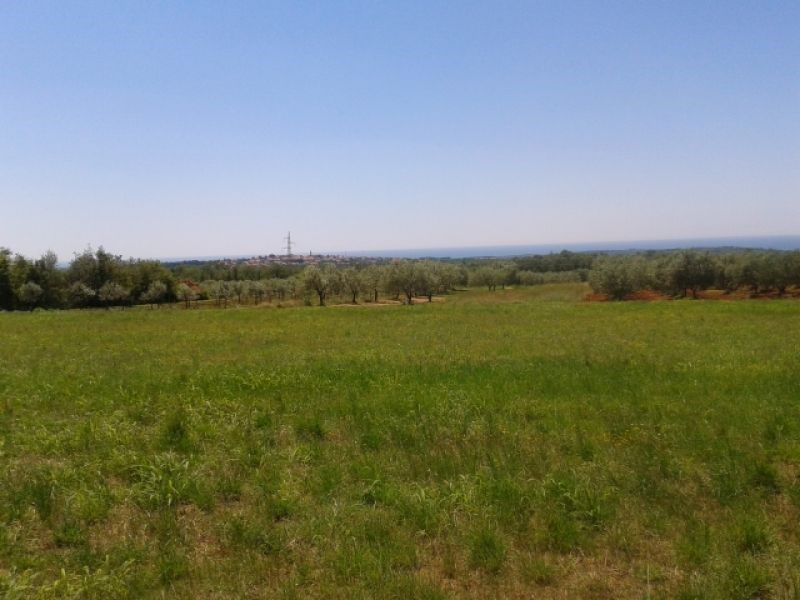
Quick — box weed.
[224,515,284,555]
[130,453,195,510]
[678,520,712,567]
[726,557,771,599]
[26,471,57,521]
[749,462,780,495]
[540,511,583,552]
[389,575,448,599]
[215,473,243,502]
[469,527,507,574]
[520,554,557,585]
[295,418,326,442]
[737,517,771,555]
[157,547,189,585]
[53,517,87,548]
[160,407,193,453]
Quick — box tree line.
[2,245,798,310]
[589,250,800,299]
[0,246,472,310]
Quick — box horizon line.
[149,233,800,263]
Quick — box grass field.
[1,284,799,598]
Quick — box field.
[1,284,799,598]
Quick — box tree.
[416,262,438,302]
[202,280,232,307]
[175,282,198,308]
[759,252,798,295]
[341,268,364,304]
[67,282,96,308]
[141,280,168,308]
[714,255,741,293]
[469,266,502,291]
[9,255,32,306]
[67,247,98,289]
[788,251,800,291]
[497,262,516,289]
[265,278,291,302]
[94,247,121,290]
[302,265,338,306]
[16,281,43,310]
[589,257,636,300]
[668,251,718,298]
[434,263,462,293]
[231,280,249,304]
[249,281,265,305]
[33,250,63,308]
[360,265,384,303]
[625,256,655,292]
[0,248,13,310]
[735,253,762,295]
[98,281,129,308]
[130,260,175,302]
[518,270,544,286]
[385,261,425,305]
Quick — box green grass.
[1,285,800,597]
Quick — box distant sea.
[343,235,800,259]
[158,235,800,263]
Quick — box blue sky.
[1,1,798,259]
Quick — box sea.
[341,235,800,259]
[157,235,800,263]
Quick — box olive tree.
[16,281,43,310]
[202,280,232,307]
[302,265,338,306]
[758,252,800,295]
[98,281,129,308]
[67,282,96,308]
[248,280,265,304]
[231,280,249,304]
[341,268,365,304]
[385,261,425,305]
[360,265,384,303]
[175,282,198,308]
[589,257,636,300]
[0,248,13,310]
[667,251,718,298]
[469,266,502,291]
[140,280,168,308]
[434,263,462,293]
[517,270,544,286]
[416,262,438,302]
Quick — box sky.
[1,1,799,260]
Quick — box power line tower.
[282,231,293,257]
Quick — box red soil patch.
[626,289,668,301]
[585,287,800,302]
[584,293,609,302]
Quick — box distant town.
[164,232,390,268]
[224,252,383,268]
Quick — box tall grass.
[1,286,799,597]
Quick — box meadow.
[1,284,799,598]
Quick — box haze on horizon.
[2,1,798,261]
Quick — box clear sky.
[1,1,798,259]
